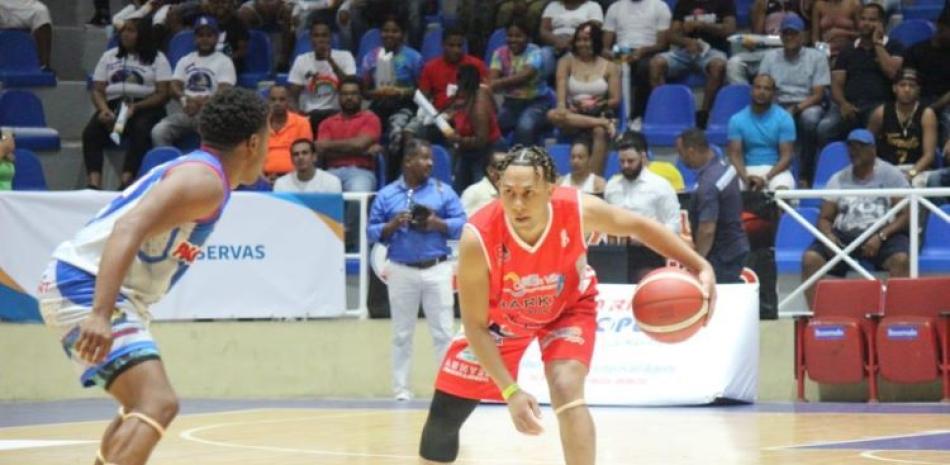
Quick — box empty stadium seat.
[803,141,849,208]
[0,30,55,87]
[642,84,695,146]
[604,151,619,179]
[902,0,943,20]
[705,84,751,146]
[11,148,47,190]
[0,90,60,151]
[876,277,950,401]
[775,207,819,274]
[237,30,273,88]
[549,143,571,176]
[919,205,950,272]
[357,29,382,72]
[431,144,452,185]
[168,30,197,69]
[889,19,936,48]
[137,146,183,177]
[484,28,507,63]
[795,279,884,402]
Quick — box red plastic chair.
[795,279,884,401]
[877,277,950,401]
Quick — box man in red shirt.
[318,76,383,192]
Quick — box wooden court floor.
[1,399,948,465]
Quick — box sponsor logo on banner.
[814,326,846,340]
[887,326,919,340]
[171,241,201,264]
[196,244,266,261]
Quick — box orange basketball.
[632,267,708,343]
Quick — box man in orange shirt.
[264,84,314,180]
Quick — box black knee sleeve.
[419,390,479,463]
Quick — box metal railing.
[773,187,950,315]
[343,192,373,318]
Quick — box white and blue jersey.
[38,150,230,388]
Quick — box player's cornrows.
[498,145,558,183]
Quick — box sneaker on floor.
[395,390,413,401]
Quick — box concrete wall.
[1,319,941,402]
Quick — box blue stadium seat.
[137,146,183,177]
[669,71,706,88]
[889,19,936,48]
[421,26,469,63]
[803,141,849,207]
[431,144,453,185]
[0,30,55,87]
[237,30,273,88]
[643,84,695,146]
[902,0,943,20]
[920,205,950,272]
[0,90,60,151]
[705,84,751,146]
[357,29,382,72]
[775,207,820,273]
[484,28,507,63]
[735,0,754,28]
[168,30,197,69]
[549,143,571,175]
[604,150,619,179]
[375,151,388,190]
[11,148,47,190]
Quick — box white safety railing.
[773,187,950,315]
[343,192,373,319]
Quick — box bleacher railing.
[343,192,373,318]
[773,187,950,315]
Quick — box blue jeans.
[498,97,552,147]
[328,166,377,192]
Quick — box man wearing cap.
[151,15,236,148]
[867,68,937,187]
[758,13,829,188]
[801,128,910,309]
[818,3,904,145]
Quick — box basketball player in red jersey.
[418,146,716,464]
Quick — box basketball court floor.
[1,399,948,464]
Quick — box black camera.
[409,202,431,230]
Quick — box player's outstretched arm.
[580,194,717,320]
[75,165,226,364]
[457,227,543,435]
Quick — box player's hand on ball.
[698,265,717,326]
[507,390,544,435]
[76,313,113,364]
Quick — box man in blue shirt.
[678,128,750,283]
[368,139,467,401]
[727,73,797,191]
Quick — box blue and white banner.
[0,191,346,321]
[518,283,759,405]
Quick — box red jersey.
[466,187,598,336]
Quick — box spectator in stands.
[151,16,236,149]
[360,13,423,180]
[540,0,604,60]
[237,0,295,71]
[648,0,735,128]
[811,0,860,60]
[0,129,14,191]
[758,13,829,187]
[460,150,507,215]
[84,18,171,189]
[559,138,606,193]
[168,0,251,72]
[801,128,909,309]
[446,64,504,193]
[367,138,466,401]
[677,128,750,283]
[416,27,489,115]
[904,15,950,147]
[867,68,936,186]
[605,130,681,280]
[457,0,498,59]
[0,0,52,70]
[818,4,902,144]
[272,138,342,192]
[727,73,796,191]
[547,21,619,175]
[489,19,552,147]
[494,0,550,40]
[263,84,314,179]
[90,0,112,25]
[602,0,672,128]
[288,17,357,135]
[726,0,804,85]
[317,76,381,192]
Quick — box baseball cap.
[847,129,875,146]
[194,15,219,33]
[780,14,805,32]
[896,67,919,84]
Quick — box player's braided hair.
[198,87,268,151]
[497,145,558,184]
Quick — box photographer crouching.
[367,139,468,401]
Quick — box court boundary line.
[861,450,950,465]
[0,408,272,432]
[763,429,950,451]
